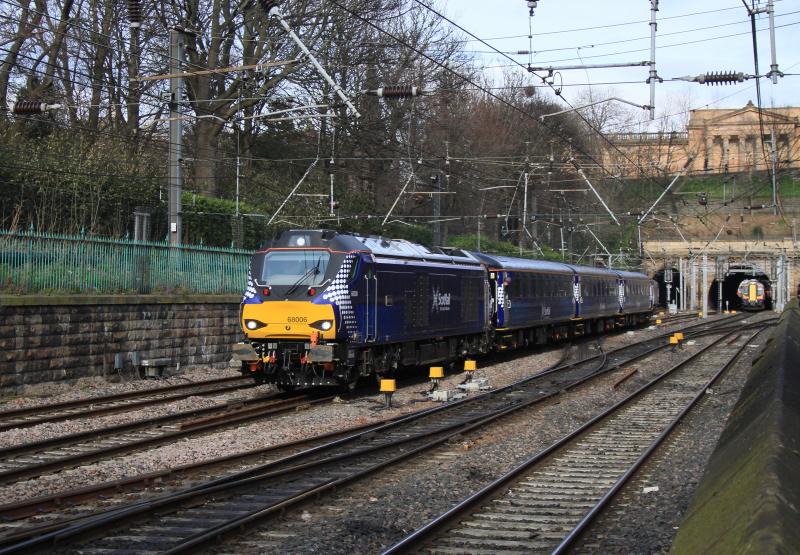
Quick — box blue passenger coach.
[467,253,655,349]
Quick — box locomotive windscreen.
[260,250,331,285]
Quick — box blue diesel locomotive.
[237,230,655,389]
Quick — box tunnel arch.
[708,263,772,311]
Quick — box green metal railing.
[0,229,252,295]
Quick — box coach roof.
[468,252,575,274]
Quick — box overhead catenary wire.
[475,20,800,69]
[404,0,678,212]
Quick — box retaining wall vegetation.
[670,300,800,554]
[0,295,241,395]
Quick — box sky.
[439,0,798,131]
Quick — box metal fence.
[0,229,252,295]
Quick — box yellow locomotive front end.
[236,230,365,389]
[242,301,337,342]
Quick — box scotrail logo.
[431,287,451,313]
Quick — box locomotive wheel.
[277,383,296,392]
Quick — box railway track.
[0,314,752,554]
[0,375,254,432]
[653,312,699,325]
[0,391,335,485]
[383,324,774,554]
[0,313,736,491]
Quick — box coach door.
[573,274,581,318]
[361,261,378,342]
[618,278,625,313]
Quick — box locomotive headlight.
[309,319,333,331]
[245,319,267,330]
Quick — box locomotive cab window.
[261,250,331,285]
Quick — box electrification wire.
[468,10,799,57]
[406,0,671,210]
[478,20,800,68]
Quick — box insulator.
[366,86,420,98]
[698,193,708,206]
[12,100,48,114]
[702,71,745,86]
[127,0,142,27]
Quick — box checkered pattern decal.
[322,253,358,332]
[242,268,258,304]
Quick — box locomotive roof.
[264,230,481,265]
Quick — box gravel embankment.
[0,366,244,410]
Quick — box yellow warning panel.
[379,379,396,393]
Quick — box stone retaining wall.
[670,300,800,554]
[0,295,241,394]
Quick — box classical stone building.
[602,101,800,177]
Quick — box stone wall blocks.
[2,300,241,389]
